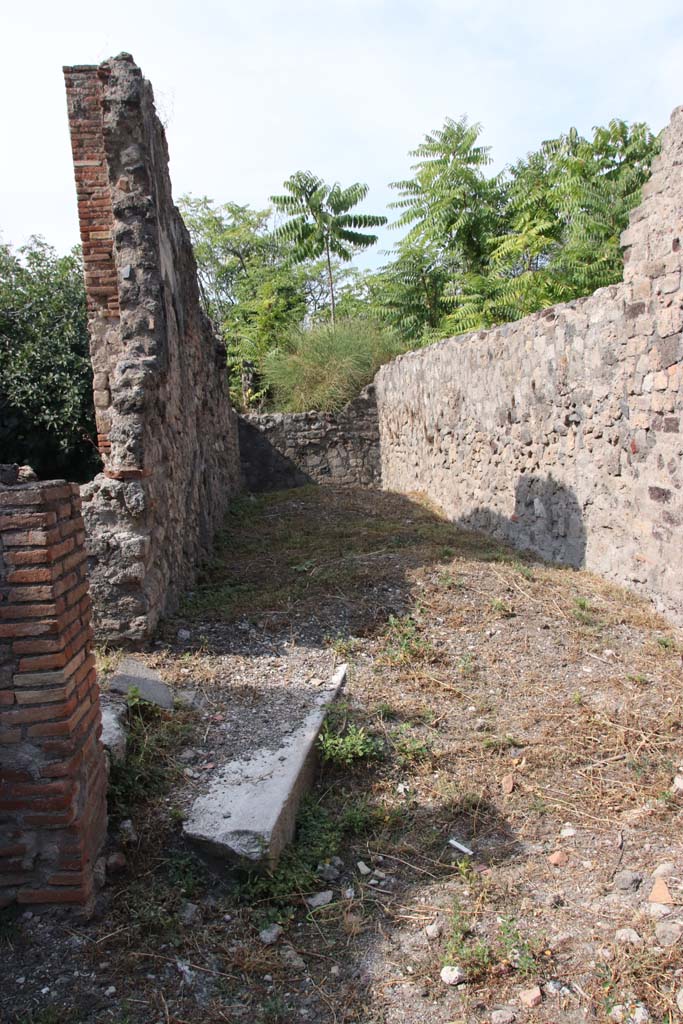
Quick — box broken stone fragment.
[108,656,173,709]
[548,850,568,867]
[649,877,674,904]
[178,901,200,926]
[519,985,543,1008]
[100,703,128,766]
[425,919,444,941]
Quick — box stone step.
[183,663,347,868]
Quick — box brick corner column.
[63,63,119,465]
[0,480,108,913]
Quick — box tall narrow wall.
[375,106,683,624]
[64,55,241,641]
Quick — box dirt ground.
[1,485,682,1024]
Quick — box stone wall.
[239,385,381,492]
[0,472,107,911]
[64,55,241,641]
[375,105,683,625]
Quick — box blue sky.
[2,0,682,269]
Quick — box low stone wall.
[239,385,381,492]
[64,55,241,642]
[0,474,107,912]
[375,105,683,625]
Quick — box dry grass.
[3,485,682,1024]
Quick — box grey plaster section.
[108,656,173,710]
[183,664,347,867]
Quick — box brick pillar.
[63,64,119,463]
[0,479,107,911]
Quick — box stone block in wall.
[0,480,107,912]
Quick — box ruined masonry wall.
[375,105,683,625]
[239,386,381,491]
[0,479,107,910]
[64,56,241,641]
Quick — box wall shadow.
[238,417,315,492]
[455,473,587,569]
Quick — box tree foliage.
[371,116,659,339]
[270,172,387,324]
[0,238,98,481]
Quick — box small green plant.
[389,724,432,766]
[381,615,433,665]
[657,636,674,650]
[498,916,539,977]
[108,697,194,819]
[327,634,360,659]
[164,851,208,898]
[443,900,493,978]
[376,702,399,721]
[458,653,477,677]
[573,597,598,626]
[437,570,465,590]
[482,734,523,752]
[490,597,514,617]
[514,561,535,581]
[318,720,382,766]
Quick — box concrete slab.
[108,656,173,710]
[183,663,347,867]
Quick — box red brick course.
[0,481,107,912]
[63,64,119,461]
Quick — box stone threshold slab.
[183,663,347,868]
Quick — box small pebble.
[259,924,283,945]
[491,1010,516,1024]
[519,985,543,1008]
[655,920,683,947]
[440,965,466,986]
[305,890,334,909]
[615,927,642,946]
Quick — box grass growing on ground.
[108,690,195,820]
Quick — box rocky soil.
[1,486,682,1024]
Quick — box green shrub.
[0,237,99,481]
[262,317,408,411]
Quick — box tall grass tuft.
[262,318,410,412]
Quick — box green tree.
[0,237,98,481]
[389,116,506,277]
[270,172,387,324]
[375,114,659,340]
